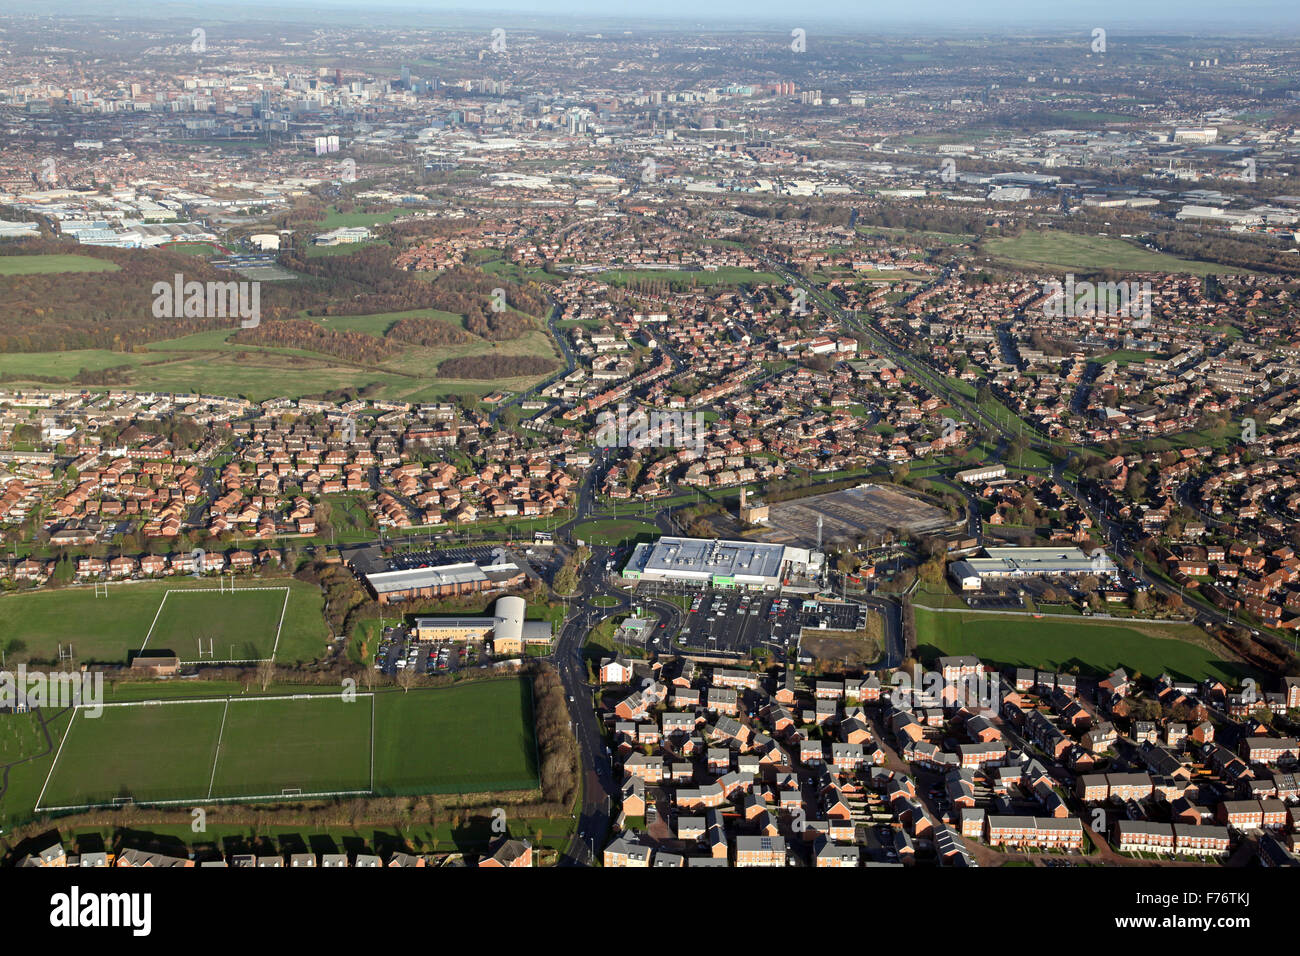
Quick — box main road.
[772,257,1279,644]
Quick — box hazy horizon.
[6,0,1300,34]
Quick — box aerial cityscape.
[0,0,1296,922]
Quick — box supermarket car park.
[675,589,867,656]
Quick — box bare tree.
[397,665,417,695]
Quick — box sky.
[23,0,1300,33]
[352,0,1300,30]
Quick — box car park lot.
[340,541,529,578]
[758,484,951,550]
[372,624,487,676]
[387,545,511,571]
[963,591,1024,610]
[672,588,868,655]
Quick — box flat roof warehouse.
[363,556,525,603]
[367,563,488,595]
[623,536,815,589]
[949,546,1117,591]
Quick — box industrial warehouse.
[361,553,526,604]
[948,546,1118,591]
[621,535,822,590]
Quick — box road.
[488,297,575,426]
[772,257,1278,645]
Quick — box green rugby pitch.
[0,578,327,665]
[34,678,538,812]
[140,586,290,663]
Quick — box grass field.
[982,231,1253,277]
[0,254,121,276]
[371,678,538,795]
[0,348,146,379]
[302,239,392,257]
[313,308,464,337]
[210,696,372,798]
[0,708,69,830]
[316,206,399,231]
[857,224,973,246]
[0,305,560,402]
[0,711,47,766]
[161,242,222,257]
[913,607,1255,682]
[572,519,659,546]
[40,701,229,807]
[32,678,536,812]
[0,578,327,665]
[140,586,291,663]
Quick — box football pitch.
[34,678,538,812]
[0,578,327,665]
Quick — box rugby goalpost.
[138,585,291,665]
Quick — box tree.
[397,665,417,694]
[686,517,716,539]
[919,558,946,589]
